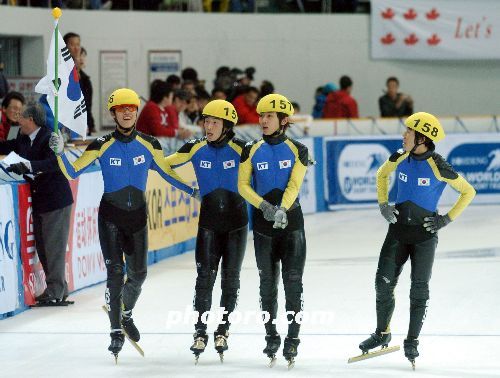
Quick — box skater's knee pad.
[195,270,217,290]
[282,269,303,293]
[221,269,240,290]
[127,269,147,288]
[375,273,395,297]
[106,264,125,278]
[409,280,429,301]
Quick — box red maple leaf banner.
[427,34,441,45]
[380,33,396,44]
[404,33,419,45]
[381,7,395,19]
[426,8,440,20]
[404,8,418,20]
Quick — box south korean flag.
[223,160,235,169]
[279,160,292,169]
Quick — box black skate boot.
[190,330,208,364]
[214,330,229,363]
[121,310,140,342]
[263,334,281,367]
[404,338,419,370]
[108,330,125,363]
[359,329,392,353]
[283,337,300,369]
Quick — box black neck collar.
[263,132,287,145]
[410,146,434,161]
[113,128,137,143]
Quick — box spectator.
[181,79,196,95]
[166,74,182,90]
[63,32,95,135]
[77,47,96,135]
[0,91,25,141]
[322,75,358,119]
[379,77,414,118]
[260,80,274,98]
[196,88,211,111]
[0,62,9,100]
[0,103,73,305]
[291,101,301,114]
[213,66,234,93]
[232,86,259,125]
[179,94,200,126]
[227,67,255,101]
[312,82,337,119]
[211,87,227,100]
[137,85,192,140]
[182,67,199,85]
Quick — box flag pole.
[52,7,62,135]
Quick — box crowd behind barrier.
[1,116,500,318]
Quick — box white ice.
[1,204,499,378]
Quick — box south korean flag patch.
[133,155,146,166]
[223,160,235,169]
[418,177,430,186]
[279,160,292,169]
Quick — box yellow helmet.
[404,112,445,142]
[107,88,141,110]
[257,93,294,116]
[202,100,238,125]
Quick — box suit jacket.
[0,127,73,214]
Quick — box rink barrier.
[2,131,499,318]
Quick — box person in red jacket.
[136,82,192,140]
[0,91,25,141]
[232,86,259,125]
[322,75,359,119]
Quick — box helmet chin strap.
[409,133,425,158]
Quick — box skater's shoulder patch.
[430,153,458,180]
[389,149,407,163]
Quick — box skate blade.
[194,354,200,365]
[219,352,224,363]
[410,359,416,370]
[287,358,295,370]
[101,305,144,357]
[268,355,277,368]
[348,345,400,363]
[113,353,118,364]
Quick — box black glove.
[191,188,201,201]
[7,162,30,175]
[423,214,451,233]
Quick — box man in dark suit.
[0,103,74,305]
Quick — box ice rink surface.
[1,204,499,378]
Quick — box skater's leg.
[193,227,222,333]
[122,225,148,311]
[218,225,247,333]
[254,230,280,336]
[408,235,437,339]
[375,229,409,333]
[120,225,148,342]
[279,229,306,339]
[99,217,125,331]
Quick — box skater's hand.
[7,162,30,175]
[259,200,277,222]
[191,188,201,201]
[49,131,64,156]
[273,207,288,229]
[379,203,399,224]
[423,214,451,233]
